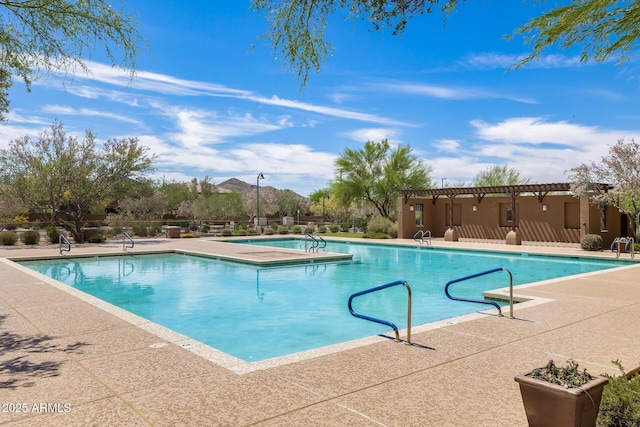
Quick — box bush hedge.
[20,230,41,245]
[580,234,602,251]
[0,231,18,245]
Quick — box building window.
[415,204,424,226]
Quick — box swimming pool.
[20,240,627,362]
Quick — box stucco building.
[397,183,624,247]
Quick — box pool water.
[20,241,626,362]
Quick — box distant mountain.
[217,178,310,211]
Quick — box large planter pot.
[514,371,608,427]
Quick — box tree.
[473,164,530,187]
[193,192,247,221]
[332,139,433,219]
[566,138,640,240]
[252,0,640,85]
[0,121,156,242]
[0,0,146,120]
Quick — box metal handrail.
[413,229,432,245]
[59,234,71,254]
[304,233,325,252]
[348,280,412,344]
[611,236,635,259]
[305,233,318,252]
[445,267,514,318]
[123,232,134,250]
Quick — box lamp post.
[256,172,264,229]
[441,177,447,188]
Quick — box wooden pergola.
[401,183,613,243]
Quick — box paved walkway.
[1,237,639,426]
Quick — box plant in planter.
[514,360,609,427]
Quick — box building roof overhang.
[400,182,613,200]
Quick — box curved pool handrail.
[123,232,134,250]
[413,229,432,245]
[348,280,412,343]
[445,267,514,318]
[305,233,319,252]
[59,234,71,254]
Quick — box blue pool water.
[20,240,626,362]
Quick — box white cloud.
[345,128,401,144]
[461,52,583,70]
[369,81,537,104]
[41,105,144,125]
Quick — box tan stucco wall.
[398,194,623,245]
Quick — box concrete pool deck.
[1,236,639,426]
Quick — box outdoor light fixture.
[542,204,548,212]
[472,205,477,212]
[256,172,265,227]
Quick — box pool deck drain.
[1,236,639,426]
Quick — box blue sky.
[3,1,640,196]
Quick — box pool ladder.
[445,267,514,319]
[59,234,71,254]
[348,280,432,349]
[123,232,134,251]
[305,233,326,252]
[610,236,635,259]
[413,229,431,245]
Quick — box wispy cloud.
[46,61,409,126]
[367,80,537,104]
[41,105,144,125]
[461,52,583,70]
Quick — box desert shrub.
[317,225,327,233]
[20,230,41,245]
[0,231,18,245]
[329,224,340,233]
[88,234,106,243]
[580,234,602,251]
[271,222,279,230]
[220,228,232,236]
[46,226,60,244]
[264,228,274,235]
[247,228,257,235]
[367,217,396,236]
[278,226,289,234]
[598,361,640,426]
[132,223,149,237]
[363,232,391,239]
[4,223,17,231]
[292,225,302,234]
[201,224,211,233]
[236,229,247,236]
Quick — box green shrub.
[0,231,18,245]
[20,230,41,245]
[580,234,602,251]
[236,229,247,236]
[264,228,274,235]
[330,224,340,233]
[88,234,106,243]
[247,228,257,235]
[201,224,211,233]
[363,232,391,239]
[220,228,232,236]
[5,223,17,231]
[292,225,302,234]
[278,226,289,234]
[367,217,396,236]
[598,361,640,426]
[46,226,60,244]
